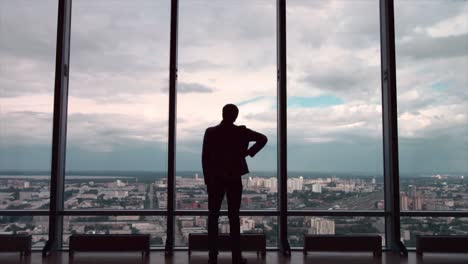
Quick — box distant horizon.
[0,169,465,178]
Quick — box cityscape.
[0,172,466,248]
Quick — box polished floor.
[1,251,467,264]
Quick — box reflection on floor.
[0,251,467,264]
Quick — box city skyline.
[1,172,466,248]
[1,172,465,210]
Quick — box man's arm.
[202,129,211,184]
[244,127,268,157]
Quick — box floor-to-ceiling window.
[395,0,468,247]
[175,0,278,247]
[286,0,384,247]
[64,0,170,247]
[0,0,57,247]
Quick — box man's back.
[202,122,267,185]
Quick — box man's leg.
[208,185,224,262]
[226,178,243,263]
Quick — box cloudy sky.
[0,0,467,175]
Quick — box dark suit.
[202,121,267,262]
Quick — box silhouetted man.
[202,104,268,264]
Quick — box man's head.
[222,104,239,123]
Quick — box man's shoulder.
[238,125,253,134]
[206,124,219,130]
[232,124,248,134]
[205,124,248,134]
[205,125,221,134]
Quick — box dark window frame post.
[42,0,72,256]
[277,0,291,256]
[165,0,179,256]
[379,0,407,255]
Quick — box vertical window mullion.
[165,0,179,256]
[277,0,290,255]
[379,0,407,255]
[43,0,72,256]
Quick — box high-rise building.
[23,181,30,188]
[408,185,417,198]
[312,183,322,193]
[287,177,304,193]
[414,195,423,210]
[247,176,253,188]
[400,192,409,210]
[241,218,256,232]
[309,218,335,235]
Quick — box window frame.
[2,0,467,255]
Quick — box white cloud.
[1,0,466,172]
[427,12,468,37]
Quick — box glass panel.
[0,0,57,209]
[287,0,383,210]
[395,1,468,210]
[175,216,277,247]
[288,216,385,247]
[401,217,468,247]
[63,216,166,247]
[176,0,277,210]
[0,216,49,247]
[66,0,170,209]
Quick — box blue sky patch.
[237,96,265,106]
[288,95,344,108]
[431,81,450,91]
